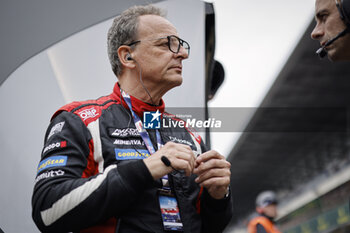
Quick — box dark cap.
[256,190,278,207]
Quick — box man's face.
[311,0,350,61]
[257,204,278,219]
[131,15,189,91]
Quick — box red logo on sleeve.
[61,141,67,147]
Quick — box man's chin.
[327,48,349,61]
[327,49,337,61]
[174,78,183,86]
[168,76,183,87]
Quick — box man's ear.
[117,45,135,68]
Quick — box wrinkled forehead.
[137,14,178,39]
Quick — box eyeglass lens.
[169,36,190,55]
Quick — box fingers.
[201,177,230,191]
[193,150,231,199]
[194,150,231,175]
[144,142,196,179]
[195,150,226,165]
[194,168,231,185]
[163,142,195,176]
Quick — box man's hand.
[193,150,231,199]
[143,142,196,180]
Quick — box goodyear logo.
[115,149,150,160]
[37,156,67,174]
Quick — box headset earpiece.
[338,0,350,26]
[126,53,133,61]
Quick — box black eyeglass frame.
[127,35,190,56]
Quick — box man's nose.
[311,23,324,40]
[176,45,189,59]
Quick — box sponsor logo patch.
[113,139,144,146]
[115,149,150,160]
[47,121,65,139]
[37,155,67,174]
[78,107,99,121]
[168,136,193,146]
[35,169,65,183]
[43,141,67,154]
[111,128,140,137]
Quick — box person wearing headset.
[311,0,350,224]
[247,191,281,233]
[311,0,350,61]
[31,4,232,233]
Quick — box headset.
[126,53,133,61]
[337,0,350,26]
[316,0,350,58]
[123,53,155,104]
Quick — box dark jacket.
[32,82,233,233]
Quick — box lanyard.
[121,89,171,188]
[121,89,184,231]
[121,90,163,154]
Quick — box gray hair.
[107,5,166,77]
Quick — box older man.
[311,0,350,60]
[32,5,232,233]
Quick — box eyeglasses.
[127,35,190,56]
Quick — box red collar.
[111,82,165,117]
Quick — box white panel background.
[0,0,205,232]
